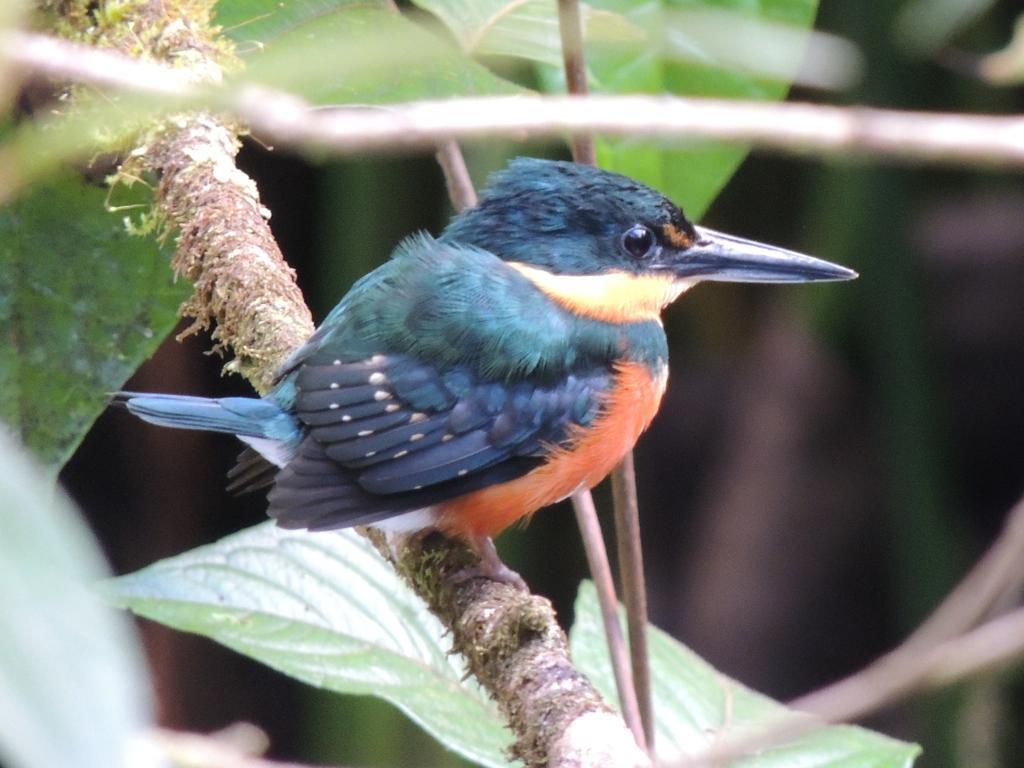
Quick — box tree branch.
[44,6,645,767]
[138,113,314,392]
[4,32,1024,169]
[227,93,1024,167]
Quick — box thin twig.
[1,30,192,95]
[556,0,648,753]
[4,32,1024,168]
[572,490,648,752]
[789,492,1024,719]
[610,452,654,751]
[900,492,1024,648]
[670,490,1024,766]
[557,0,596,166]
[434,139,478,211]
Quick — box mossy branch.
[48,3,645,765]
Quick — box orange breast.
[436,360,668,539]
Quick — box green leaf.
[417,0,820,217]
[546,0,819,219]
[411,0,565,65]
[0,430,153,768]
[105,523,516,768]
[214,0,387,46]
[570,582,920,767]
[219,3,522,104]
[0,173,189,468]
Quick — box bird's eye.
[621,225,656,259]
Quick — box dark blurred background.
[61,2,1024,766]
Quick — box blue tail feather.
[114,392,298,442]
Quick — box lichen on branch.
[51,0,312,391]
[368,530,645,767]
[126,114,314,392]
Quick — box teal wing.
[266,235,621,530]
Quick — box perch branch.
[44,6,644,767]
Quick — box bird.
[115,157,855,583]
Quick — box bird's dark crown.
[440,158,696,275]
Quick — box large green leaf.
[570,581,920,766]
[411,1,640,66]
[581,0,818,219]
[413,0,819,218]
[0,430,153,768]
[105,523,516,768]
[411,0,564,65]
[215,0,385,46]
[0,173,188,468]
[586,0,818,218]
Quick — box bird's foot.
[449,536,528,591]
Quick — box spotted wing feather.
[268,354,610,531]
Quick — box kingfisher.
[116,158,855,582]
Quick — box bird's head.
[441,158,855,323]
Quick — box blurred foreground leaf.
[0,430,153,768]
[105,523,516,768]
[0,173,187,468]
[411,0,626,66]
[571,581,920,766]
[1,1,519,203]
[215,0,379,46]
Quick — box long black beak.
[667,226,857,283]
